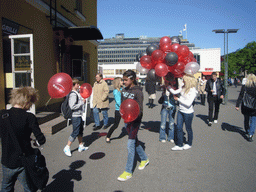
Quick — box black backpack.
[61,91,78,119]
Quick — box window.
[72,59,82,80]
[76,0,82,13]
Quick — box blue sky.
[97,0,256,55]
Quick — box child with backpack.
[63,79,88,157]
[117,70,149,181]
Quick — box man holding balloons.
[63,79,89,157]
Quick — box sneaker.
[248,135,253,142]
[208,122,212,126]
[64,146,72,157]
[214,120,218,124]
[183,144,192,150]
[168,139,174,143]
[78,145,89,152]
[93,126,101,131]
[103,125,108,129]
[117,171,132,181]
[160,140,166,143]
[171,145,183,151]
[138,159,149,170]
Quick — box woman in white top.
[168,75,198,150]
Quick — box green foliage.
[222,41,256,77]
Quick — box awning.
[202,72,213,75]
[54,26,103,41]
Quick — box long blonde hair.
[113,77,122,92]
[245,74,256,87]
[182,74,197,94]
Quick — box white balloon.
[136,62,149,74]
[184,62,200,75]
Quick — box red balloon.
[171,43,180,53]
[188,51,194,59]
[183,56,193,65]
[151,50,165,63]
[47,73,73,98]
[140,55,153,69]
[80,83,92,99]
[160,43,172,53]
[159,36,172,46]
[177,45,190,58]
[173,62,185,75]
[155,63,168,77]
[120,99,140,123]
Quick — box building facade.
[0,0,103,113]
[98,34,220,80]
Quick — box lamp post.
[212,29,239,104]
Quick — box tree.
[221,41,256,77]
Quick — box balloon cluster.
[136,36,200,83]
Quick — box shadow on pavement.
[43,160,85,192]
[110,127,128,141]
[196,114,208,124]
[82,132,102,147]
[141,121,160,133]
[221,122,248,140]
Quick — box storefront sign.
[2,18,19,35]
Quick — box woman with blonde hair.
[168,74,198,150]
[106,77,123,143]
[236,74,256,142]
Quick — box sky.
[97,0,256,55]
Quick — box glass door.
[9,34,35,114]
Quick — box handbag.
[158,95,164,104]
[1,110,49,191]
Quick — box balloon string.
[45,98,52,106]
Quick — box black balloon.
[152,43,160,50]
[165,52,178,66]
[171,36,181,44]
[147,69,161,82]
[136,52,147,62]
[146,45,158,56]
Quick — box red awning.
[202,72,213,75]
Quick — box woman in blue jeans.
[236,74,256,142]
[159,81,177,143]
[168,75,198,150]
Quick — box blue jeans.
[176,111,194,147]
[159,106,176,141]
[93,107,108,127]
[248,116,256,136]
[1,165,32,192]
[125,139,148,174]
[69,117,84,142]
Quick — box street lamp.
[212,29,239,104]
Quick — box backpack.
[61,91,78,119]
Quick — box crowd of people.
[1,70,256,190]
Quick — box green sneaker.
[117,171,132,181]
[138,159,149,170]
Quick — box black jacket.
[236,85,256,116]
[205,78,226,100]
[0,108,46,168]
[145,80,156,95]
